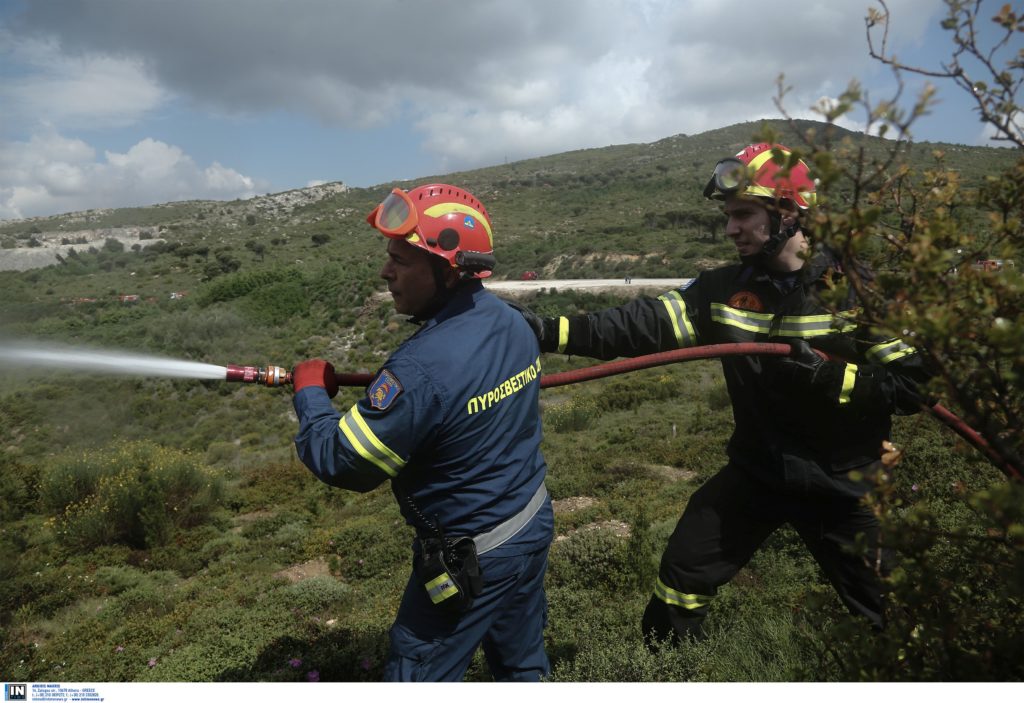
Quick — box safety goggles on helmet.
[703,157,748,199]
[703,143,817,209]
[367,188,418,238]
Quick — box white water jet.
[0,340,227,380]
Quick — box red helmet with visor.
[366,183,495,279]
[703,143,817,209]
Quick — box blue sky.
[0,0,1019,220]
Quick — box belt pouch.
[415,536,483,614]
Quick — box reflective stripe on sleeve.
[556,316,569,354]
[776,313,857,337]
[711,304,857,337]
[839,363,858,405]
[653,577,713,610]
[866,339,917,364]
[658,290,696,347]
[338,405,406,477]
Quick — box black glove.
[770,338,826,388]
[503,299,545,344]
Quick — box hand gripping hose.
[329,342,1020,481]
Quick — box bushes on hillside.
[39,440,224,550]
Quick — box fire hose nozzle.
[225,364,292,387]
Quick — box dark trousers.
[642,461,887,644]
[383,543,551,681]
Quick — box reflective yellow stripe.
[867,339,917,364]
[711,303,773,334]
[747,149,776,173]
[556,316,569,354]
[338,405,405,477]
[776,314,857,337]
[653,577,712,610]
[422,202,492,245]
[425,572,460,604]
[839,363,858,405]
[658,290,696,347]
[710,304,857,337]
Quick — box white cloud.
[0,132,259,220]
[0,0,963,217]
[0,31,167,130]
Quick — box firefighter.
[292,183,553,681]
[523,144,931,644]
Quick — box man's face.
[722,197,772,259]
[380,238,441,316]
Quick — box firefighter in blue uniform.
[292,183,553,681]
[524,144,931,644]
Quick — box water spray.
[0,341,295,387]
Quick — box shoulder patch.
[368,368,403,411]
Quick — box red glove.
[292,359,339,398]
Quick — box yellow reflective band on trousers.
[556,316,569,353]
[867,338,917,364]
[711,303,857,337]
[654,577,712,610]
[338,405,405,478]
[658,290,696,347]
[425,572,460,604]
[839,363,858,405]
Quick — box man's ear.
[442,265,461,289]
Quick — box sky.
[0,0,1019,221]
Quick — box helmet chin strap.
[410,256,462,322]
[743,210,799,265]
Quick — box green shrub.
[596,372,685,411]
[39,440,225,550]
[275,575,352,616]
[547,527,632,591]
[194,266,303,306]
[545,396,600,433]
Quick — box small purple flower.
[115,646,124,653]
[306,670,320,682]
[148,657,157,668]
[289,658,303,669]
[911,483,919,492]
[359,657,372,671]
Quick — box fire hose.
[225,342,1021,481]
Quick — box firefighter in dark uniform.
[292,183,553,681]
[528,144,930,643]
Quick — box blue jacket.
[294,281,552,554]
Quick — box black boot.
[641,596,707,651]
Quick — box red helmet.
[366,183,495,279]
[703,143,817,209]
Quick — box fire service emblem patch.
[368,368,403,410]
[727,290,764,312]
